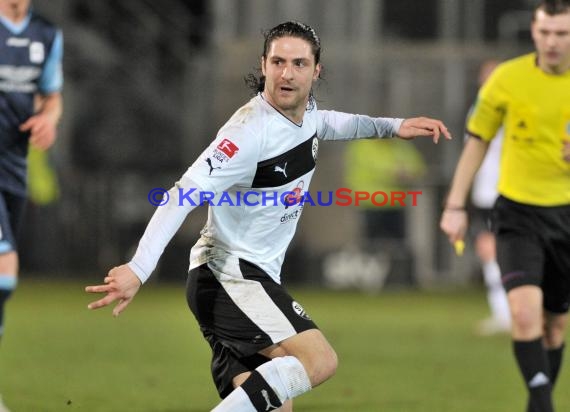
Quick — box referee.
[441,1,570,411]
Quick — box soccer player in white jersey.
[86,21,451,411]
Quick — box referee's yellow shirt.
[467,53,570,206]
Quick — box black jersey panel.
[252,134,317,188]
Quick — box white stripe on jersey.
[207,256,297,343]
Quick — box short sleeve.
[467,68,507,142]
[38,30,63,94]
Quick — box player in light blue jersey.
[87,21,450,411]
[0,1,63,410]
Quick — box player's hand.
[397,117,452,144]
[563,140,570,163]
[440,208,468,244]
[85,264,142,317]
[20,112,58,150]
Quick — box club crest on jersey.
[292,301,311,320]
[312,137,318,161]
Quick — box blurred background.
[25,0,536,290]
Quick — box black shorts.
[0,190,27,253]
[186,257,318,398]
[494,196,570,313]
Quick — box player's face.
[0,0,31,21]
[532,9,570,74]
[261,36,321,124]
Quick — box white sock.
[257,356,312,402]
[483,260,510,325]
[212,356,311,411]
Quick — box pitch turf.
[0,278,568,411]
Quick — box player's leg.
[476,230,510,334]
[0,192,25,412]
[188,259,336,412]
[530,222,570,412]
[231,372,292,412]
[0,251,18,342]
[0,192,24,344]
[529,204,570,412]
[508,286,554,412]
[543,312,566,386]
[495,197,553,412]
[214,329,336,412]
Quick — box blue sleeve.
[38,30,63,94]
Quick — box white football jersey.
[129,94,402,284]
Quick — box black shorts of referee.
[494,195,570,314]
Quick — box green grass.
[0,279,568,411]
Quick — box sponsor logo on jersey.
[29,42,45,63]
[0,65,40,93]
[217,138,239,158]
[284,180,304,209]
[312,137,318,161]
[280,208,302,224]
[292,301,311,320]
[274,162,288,178]
[7,37,30,47]
[205,158,222,175]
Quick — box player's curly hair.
[245,21,322,110]
[535,0,570,17]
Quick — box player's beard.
[271,87,309,118]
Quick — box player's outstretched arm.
[439,137,489,244]
[396,117,452,143]
[85,264,142,317]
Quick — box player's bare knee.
[543,313,567,348]
[510,304,541,335]
[275,399,293,412]
[232,371,251,388]
[321,346,338,381]
[306,346,338,386]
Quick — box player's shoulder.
[224,95,280,136]
[29,11,59,32]
[495,53,536,77]
[216,96,266,147]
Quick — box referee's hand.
[86,264,142,317]
[440,208,468,245]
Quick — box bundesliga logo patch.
[217,139,239,158]
[212,138,239,164]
